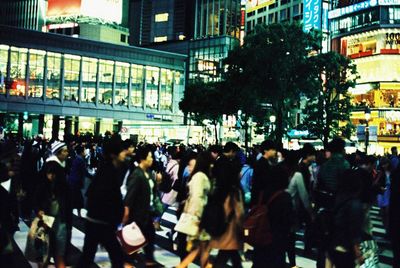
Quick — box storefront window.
[9,47,28,96]
[115,62,129,106]
[99,59,114,105]
[46,52,61,100]
[145,66,159,109]
[160,69,173,111]
[64,54,80,102]
[28,49,45,98]
[0,45,9,95]
[131,64,143,107]
[81,57,97,103]
[174,71,185,100]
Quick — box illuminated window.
[155,13,169,22]
[154,36,168,43]
[99,59,114,105]
[0,45,9,95]
[81,57,97,103]
[46,52,61,100]
[64,54,81,102]
[29,49,45,98]
[115,62,129,106]
[145,66,159,109]
[131,64,143,107]
[10,47,28,97]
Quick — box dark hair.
[260,140,277,153]
[328,138,345,154]
[223,142,239,153]
[301,143,316,158]
[190,151,213,181]
[167,146,178,159]
[122,139,134,150]
[75,145,84,155]
[136,146,152,162]
[208,144,222,155]
[102,135,123,159]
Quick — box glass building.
[0,25,186,142]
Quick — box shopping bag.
[24,217,50,263]
[174,212,199,237]
[116,222,147,255]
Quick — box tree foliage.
[302,51,358,147]
[223,23,322,146]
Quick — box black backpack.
[200,191,234,238]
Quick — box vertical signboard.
[303,0,322,32]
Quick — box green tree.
[302,51,357,148]
[179,80,232,144]
[223,23,322,147]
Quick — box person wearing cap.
[34,140,70,268]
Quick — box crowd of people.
[0,133,399,268]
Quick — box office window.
[99,59,114,105]
[115,62,129,106]
[145,66,159,109]
[9,47,28,96]
[81,57,97,103]
[160,69,173,111]
[28,49,45,98]
[257,17,263,24]
[64,54,80,102]
[120,34,126,43]
[46,52,61,100]
[154,36,168,42]
[155,13,169,22]
[131,64,143,107]
[0,45,9,95]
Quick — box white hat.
[51,141,66,155]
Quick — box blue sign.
[322,3,329,32]
[328,0,377,19]
[303,0,322,32]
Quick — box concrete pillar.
[94,119,101,137]
[52,115,60,140]
[38,114,44,134]
[18,113,24,139]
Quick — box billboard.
[47,0,122,24]
[303,0,322,32]
[246,0,275,12]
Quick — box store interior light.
[270,115,276,123]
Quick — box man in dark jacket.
[123,146,163,267]
[77,136,127,268]
[250,140,278,206]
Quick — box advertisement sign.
[328,0,377,19]
[369,126,378,142]
[47,0,122,24]
[303,0,322,31]
[357,125,366,141]
[47,0,81,17]
[246,0,275,12]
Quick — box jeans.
[329,250,355,268]
[214,250,242,268]
[252,244,286,268]
[77,220,124,268]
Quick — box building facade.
[329,0,400,153]
[0,25,187,142]
[0,0,47,30]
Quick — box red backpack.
[243,190,284,247]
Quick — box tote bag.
[116,222,147,255]
[174,212,199,237]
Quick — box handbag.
[174,212,199,237]
[24,217,50,263]
[116,222,147,255]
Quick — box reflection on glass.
[0,45,9,95]
[10,47,28,96]
[46,52,61,100]
[29,49,45,98]
[64,54,80,102]
[115,62,129,106]
[160,69,173,110]
[131,64,143,107]
[81,57,97,103]
[145,66,159,109]
[99,59,114,105]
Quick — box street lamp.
[365,107,371,154]
[269,115,276,140]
